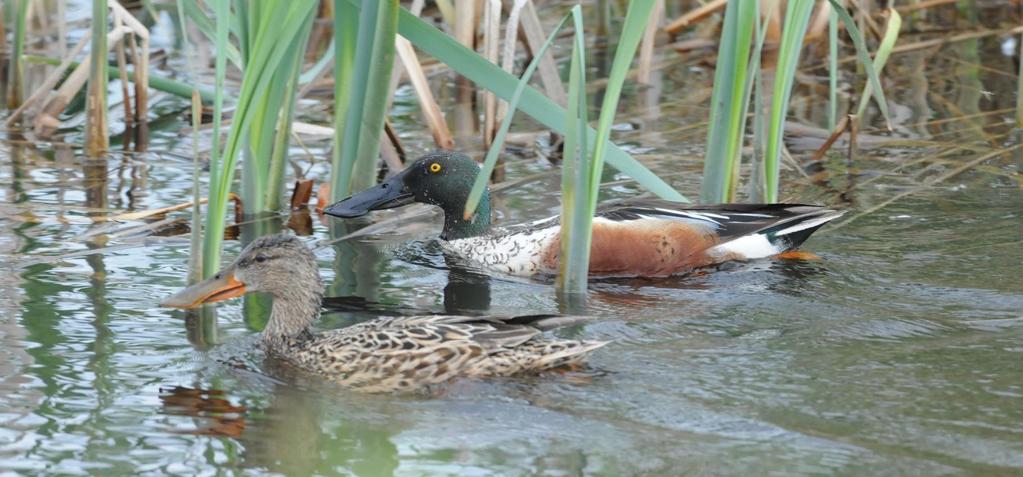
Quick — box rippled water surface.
[2,3,1023,476]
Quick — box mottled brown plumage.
[162,234,606,393]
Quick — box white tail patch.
[709,234,782,259]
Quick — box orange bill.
[160,271,247,309]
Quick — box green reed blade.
[201,1,317,276]
[211,0,227,171]
[700,0,755,204]
[556,6,590,295]
[855,9,901,118]
[586,0,658,208]
[179,0,242,67]
[463,13,574,220]
[389,3,686,202]
[330,0,399,199]
[265,13,314,211]
[556,0,658,294]
[827,0,891,129]
[329,0,357,202]
[299,37,334,85]
[740,0,775,202]
[763,0,814,202]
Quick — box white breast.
[441,226,560,276]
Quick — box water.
[3,5,1023,476]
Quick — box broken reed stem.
[110,0,150,151]
[85,0,110,156]
[114,17,134,138]
[4,36,89,127]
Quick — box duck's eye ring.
[429,163,442,173]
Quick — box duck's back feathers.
[286,315,605,392]
[443,201,842,278]
[596,200,842,252]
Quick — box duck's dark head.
[324,152,491,240]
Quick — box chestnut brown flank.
[543,219,729,277]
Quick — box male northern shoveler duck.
[161,234,605,393]
[324,152,843,278]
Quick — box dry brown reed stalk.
[637,0,664,85]
[519,0,566,106]
[34,25,130,136]
[450,0,477,141]
[809,114,851,162]
[110,0,150,151]
[805,2,833,41]
[395,37,455,149]
[113,13,133,137]
[379,120,404,174]
[383,120,406,163]
[665,0,726,36]
[5,36,88,127]
[84,0,110,156]
[489,0,527,182]
[482,0,501,150]
[33,1,149,145]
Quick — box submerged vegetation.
[0,0,1017,296]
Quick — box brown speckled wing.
[283,315,606,392]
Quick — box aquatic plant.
[701,1,895,203]
[558,1,660,294]
[329,0,398,201]
[195,0,318,276]
[455,1,674,294]
[5,0,29,110]
[85,0,109,156]
[180,0,904,291]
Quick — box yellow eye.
[429,163,442,173]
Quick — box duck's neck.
[261,285,322,347]
[441,190,491,240]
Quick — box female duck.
[161,234,605,393]
[325,152,843,278]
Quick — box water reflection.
[442,267,491,315]
[328,221,385,301]
[160,377,402,476]
[159,386,247,438]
